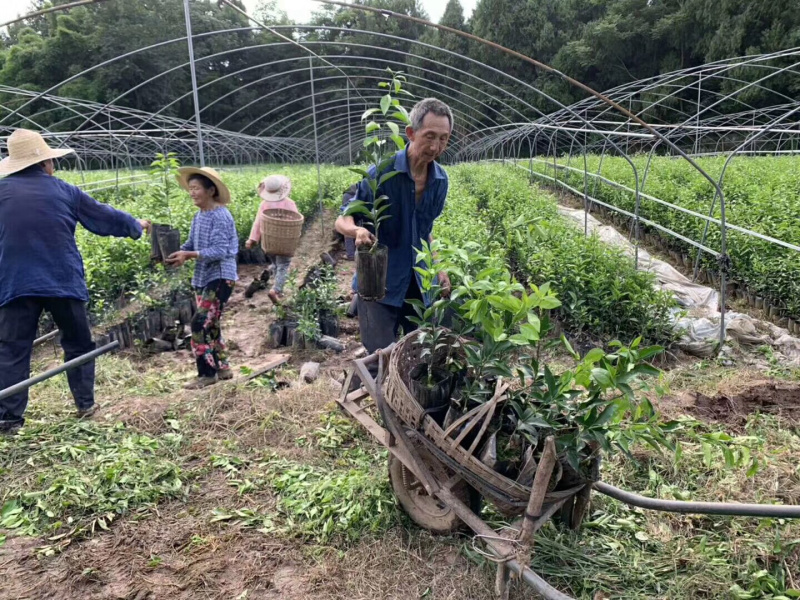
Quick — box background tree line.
[0,0,797,139]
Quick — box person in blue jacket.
[0,129,150,435]
[335,98,453,356]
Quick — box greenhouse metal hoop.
[3,0,800,346]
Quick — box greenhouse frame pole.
[183,0,205,167]
[347,79,353,165]
[309,57,325,237]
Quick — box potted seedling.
[407,240,460,410]
[145,152,181,265]
[345,69,413,302]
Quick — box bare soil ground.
[682,380,800,425]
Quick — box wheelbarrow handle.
[354,342,396,369]
[351,343,396,393]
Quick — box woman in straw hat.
[0,128,151,435]
[166,167,239,389]
[244,174,298,305]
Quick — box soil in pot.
[410,363,452,410]
[319,311,340,338]
[158,227,181,265]
[356,244,388,302]
[557,455,591,490]
[268,321,287,348]
[284,321,299,348]
[149,223,169,261]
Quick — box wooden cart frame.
[338,346,800,600]
[339,345,584,600]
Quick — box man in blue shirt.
[335,98,453,355]
[0,129,150,435]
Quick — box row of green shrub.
[529,155,800,318]
[438,164,676,344]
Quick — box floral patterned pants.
[191,279,235,377]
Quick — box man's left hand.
[438,271,451,298]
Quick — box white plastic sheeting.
[557,206,800,364]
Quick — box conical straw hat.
[176,166,231,205]
[0,129,74,176]
[258,174,291,202]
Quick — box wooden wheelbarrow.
[338,346,800,600]
[338,345,582,600]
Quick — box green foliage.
[0,420,186,552]
[263,454,395,542]
[344,69,412,248]
[416,237,671,472]
[439,164,676,344]
[209,412,396,544]
[532,155,800,318]
[408,239,463,385]
[288,264,339,343]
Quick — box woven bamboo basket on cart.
[385,331,596,518]
[260,208,304,256]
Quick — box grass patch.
[209,409,397,544]
[0,420,188,553]
[470,412,800,599]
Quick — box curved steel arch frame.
[2,2,799,353]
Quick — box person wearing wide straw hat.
[0,128,151,435]
[166,166,239,389]
[244,174,299,305]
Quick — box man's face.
[407,112,451,164]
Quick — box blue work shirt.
[0,167,142,308]
[344,146,448,308]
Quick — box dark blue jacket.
[345,146,448,308]
[0,167,142,307]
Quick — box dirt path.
[222,208,360,378]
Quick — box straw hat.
[258,174,291,202]
[176,166,231,205]
[0,129,74,175]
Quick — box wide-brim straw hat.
[176,166,231,205]
[0,129,74,175]
[259,174,291,202]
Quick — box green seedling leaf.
[380,94,391,115]
[361,108,380,121]
[379,171,402,186]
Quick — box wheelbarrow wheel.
[388,443,478,534]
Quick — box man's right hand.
[138,219,152,234]
[355,227,376,247]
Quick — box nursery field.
[1,161,799,600]
[59,160,355,317]
[528,155,800,320]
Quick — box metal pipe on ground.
[33,330,60,347]
[595,481,800,518]
[0,341,120,402]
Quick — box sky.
[0,0,477,28]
